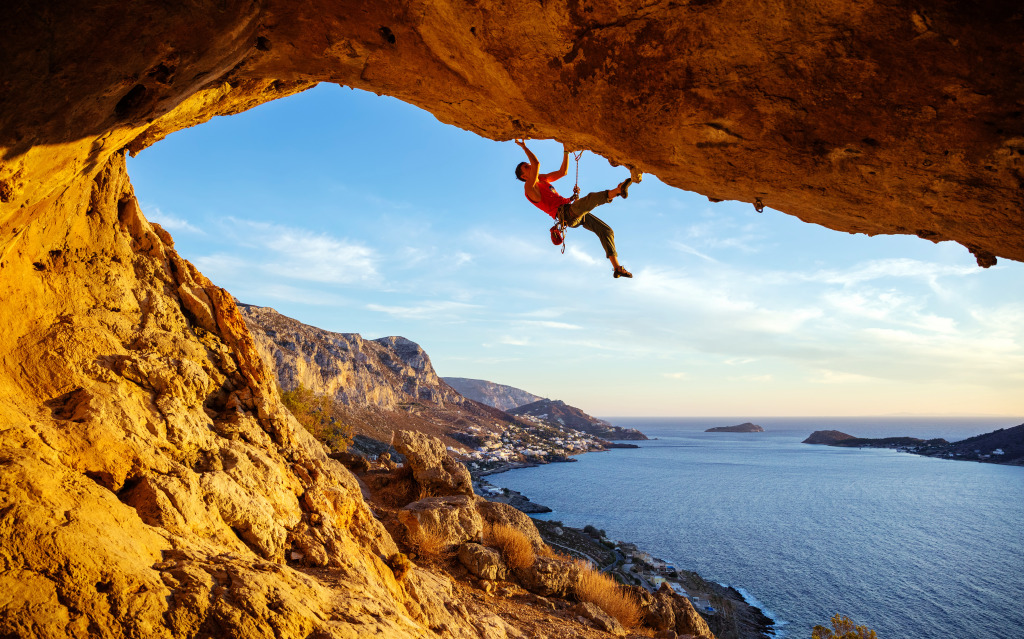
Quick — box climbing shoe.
[618,178,632,199]
[613,266,633,279]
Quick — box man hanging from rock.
[514,138,634,279]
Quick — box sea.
[487,417,1024,639]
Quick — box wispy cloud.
[517,320,583,330]
[808,258,977,286]
[215,218,379,285]
[669,241,718,263]
[366,299,478,320]
[810,369,875,384]
[144,207,204,234]
[498,335,532,346]
[566,245,598,265]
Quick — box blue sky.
[127,83,1024,418]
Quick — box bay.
[488,417,1024,639]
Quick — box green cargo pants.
[558,190,617,258]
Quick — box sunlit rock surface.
[1,1,1022,636]
[2,1,1022,264]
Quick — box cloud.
[663,372,689,379]
[366,299,479,320]
[144,207,204,234]
[810,369,875,384]
[498,335,531,346]
[669,241,719,263]
[516,320,583,330]
[566,245,598,265]
[215,218,380,285]
[808,258,977,287]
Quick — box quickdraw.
[570,150,584,203]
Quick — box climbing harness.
[754,197,765,213]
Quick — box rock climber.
[514,139,633,278]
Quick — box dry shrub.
[412,523,448,558]
[573,559,644,628]
[485,523,535,570]
[537,543,557,558]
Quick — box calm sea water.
[489,417,1024,639]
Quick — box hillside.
[241,304,628,470]
[443,377,543,411]
[510,399,648,441]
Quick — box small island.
[802,430,856,445]
[706,422,765,433]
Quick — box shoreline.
[478,444,777,639]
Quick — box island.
[706,422,765,433]
[802,424,1024,465]
[802,430,857,444]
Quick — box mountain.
[509,399,648,441]
[442,377,543,411]
[240,303,463,410]
[706,422,764,433]
[239,305,623,465]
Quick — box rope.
[552,150,584,255]
[570,150,584,202]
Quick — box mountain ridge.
[442,377,543,412]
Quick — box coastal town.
[450,414,621,474]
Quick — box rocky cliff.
[443,377,543,412]
[241,303,463,410]
[2,1,1023,637]
[0,154,515,637]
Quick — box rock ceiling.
[2,0,1022,265]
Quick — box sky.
[126,83,1024,418]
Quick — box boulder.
[457,543,507,581]
[393,430,473,499]
[398,495,483,549]
[515,556,578,598]
[572,601,626,637]
[658,583,715,639]
[475,499,544,550]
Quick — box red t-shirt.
[527,177,570,220]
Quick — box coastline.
[475,446,777,639]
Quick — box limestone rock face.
[394,429,475,499]
[0,153,511,638]
[1,1,1022,637]
[2,1,1023,265]
[241,303,464,410]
